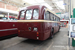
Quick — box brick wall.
[0,2,18,11]
[0,2,5,8]
[6,4,18,11]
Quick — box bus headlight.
[33,28,38,31]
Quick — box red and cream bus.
[18,5,60,40]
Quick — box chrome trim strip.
[0,28,18,31]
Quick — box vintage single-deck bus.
[18,5,60,40]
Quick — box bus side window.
[50,13,52,20]
[58,18,60,21]
[44,11,49,20]
[56,16,58,21]
[57,17,60,21]
[52,14,54,21]
[49,13,51,20]
[19,10,25,20]
[50,13,53,20]
[50,13,53,21]
[54,16,55,21]
[56,17,58,21]
[55,16,57,21]
[57,17,59,21]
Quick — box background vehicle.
[18,5,60,40]
[0,8,18,38]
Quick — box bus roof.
[46,8,60,18]
[20,5,44,11]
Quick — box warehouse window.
[25,9,32,20]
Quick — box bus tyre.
[50,28,54,39]
[58,26,60,32]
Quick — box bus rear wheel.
[58,26,60,32]
[50,28,54,39]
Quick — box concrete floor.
[0,28,75,50]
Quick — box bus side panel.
[56,23,60,31]
[53,22,60,34]
[52,23,56,34]
[0,22,18,37]
[0,30,17,37]
[43,22,52,40]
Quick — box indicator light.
[18,30,20,32]
[37,32,39,34]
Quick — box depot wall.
[0,2,18,11]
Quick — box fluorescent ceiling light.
[23,0,37,4]
[35,0,45,3]
[41,3,53,10]
[55,1,65,10]
[22,0,53,10]
[23,0,45,4]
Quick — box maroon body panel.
[18,22,60,40]
[18,22,44,40]
[0,21,18,37]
